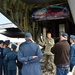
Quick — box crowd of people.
[39,32,75,75]
[0,32,43,75]
[0,32,75,75]
[0,40,17,75]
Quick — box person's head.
[11,44,17,51]
[4,40,10,47]
[0,40,4,47]
[24,32,32,40]
[3,41,6,48]
[70,35,75,44]
[60,33,68,41]
[47,32,51,38]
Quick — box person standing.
[51,33,70,75]
[3,40,11,75]
[16,58,22,75]
[17,32,43,75]
[4,44,17,75]
[0,40,4,75]
[39,32,55,74]
[69,35,75,71]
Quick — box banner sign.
[31,5,69,21]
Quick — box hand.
[32,56,38,59]
[24,62,27,64]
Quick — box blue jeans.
[56,66,68,75]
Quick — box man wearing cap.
[4,44,17,75]
[17,32,43,75]
[51,33,70,75]
[3,40,11,75]
[70,35,75,71]
[3,40,11,57]
[0,40,4,75]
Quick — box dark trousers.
[0,66,2,75]
[4,64,8,75]
[0,59,2,75]
[3,64,5,75]
[56,66,68,75]
[18,69,22,75]
[70,64,74,71]
[8,70,16,75]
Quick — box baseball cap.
[4,40,10,44]
[24,32,32,38]
[70,35,75,39]
[0,40,3,44]
[11,44,17,49]
[61,33,68,39]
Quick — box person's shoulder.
[55,41,61,46]
[72,43,75,46]
[19,42,26,47]
[12,51,17,56]
[33,41,39,45]
[6,51,12,56]
[0,47,2,51]
[32,42,39,47]
[6,47,11,49]
[0,47,2,50]
[8,51,17,55]
[4,47,11,51]
[50,37,54,40]
[61,40,69,45]
[71,44,75,48]
[57,40,69,46]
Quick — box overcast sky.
[0,13,11,24]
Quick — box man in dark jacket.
[4,44,17,75]
[3,40,11,75]
[51,33,70,75]
[0,40,4,75]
